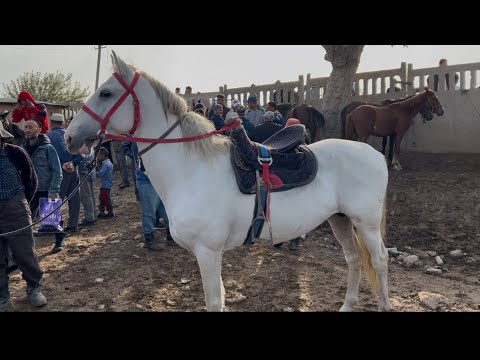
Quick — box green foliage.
[2,71,90,104]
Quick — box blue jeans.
[136,177,169,235]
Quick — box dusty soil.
[8,153,480,312]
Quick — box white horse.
[65,52,390,312]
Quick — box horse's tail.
[310,106,325,142]
[345,113,355,140]
[355,198,387,295]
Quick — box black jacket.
[4,143,38,202]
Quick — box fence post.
[305,73,311,105]
[401,62,408,97]
[407,63,414,95]
[298,75,305,104]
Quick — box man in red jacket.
[12,90,49,134]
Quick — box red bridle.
[80,71,240,154]
[82,72,141,135]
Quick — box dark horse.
[285,104,326,143]
[345,88,444,170]
[0,110,24,146]
[341,92,435,162]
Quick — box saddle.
[230,124,318,195]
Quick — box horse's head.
[424,87,445,116]
[65,51,155,154]
[419,106,434,122]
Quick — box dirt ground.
[8,152,480,312]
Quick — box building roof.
[0,97,69,107]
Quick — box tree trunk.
[321,45,365,138]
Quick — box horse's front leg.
[388,134,396,163]
[194,245,225,312]
[391,132,405,171]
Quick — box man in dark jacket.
[0,122,47,312]
[249,111,283,143]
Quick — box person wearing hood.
[21,119,65,254]
[12,90,49,134]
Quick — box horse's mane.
[114,62,230,160]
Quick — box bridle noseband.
[425,91,443,112]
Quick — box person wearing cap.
[47,113,84,233]
[11,90,49,134]
[209,104,225,131]
[266,101,285,126]
[208,94,230,120]
[194,103,207,117]
[231,99,241,112]
[234,105,254,137]
[249,111,283,143]
[245,95,265,127]
[21,119,65,254]
[0,110,24,146]
[0,121,48,311]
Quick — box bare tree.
[321,45,365,138]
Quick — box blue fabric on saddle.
[229,124,318,195]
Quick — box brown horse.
[345,88,444,170]
[340,92,435,161]
[285,104,325,143]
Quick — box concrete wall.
[402,88,480,153]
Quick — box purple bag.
[38,197,63,233]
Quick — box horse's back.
[309,138,387,178]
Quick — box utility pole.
[94,45,107,90]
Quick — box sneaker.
[143,240,165,251]
[104,212,114,218]
[79,219,96,227]
[143,234,165,251]
[51,240,66,254]
[274,243,283,248]
[63,226,78,233]
[0,297,12,312]
[119,183,130,189]
[154,220,166,230]
[26,286,47,307]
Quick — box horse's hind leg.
[328,214,361,312]
[354,222,390,312]
[194,246,225,312]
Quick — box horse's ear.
[424,86,430,92]
[111,51,132,80]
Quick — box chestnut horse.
[345,88,444,170]
[340,92,435,161]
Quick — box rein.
[0,140,104,237]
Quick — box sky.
[0,45,479,97]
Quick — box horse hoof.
[392,165,402,171]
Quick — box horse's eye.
[100,90,111,98]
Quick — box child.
[96,147,114,218]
